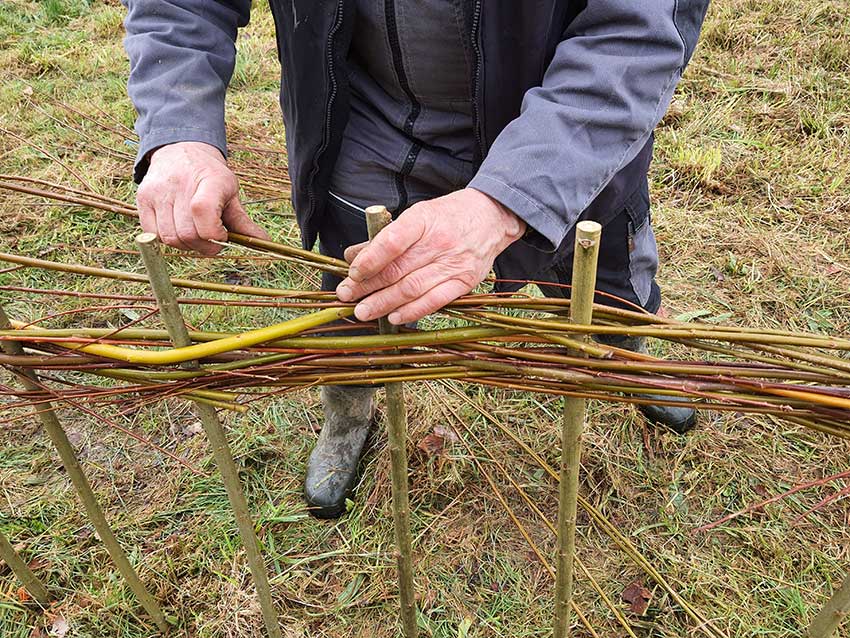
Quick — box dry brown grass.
[0,1,848,637]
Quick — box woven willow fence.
[0,188,847,635]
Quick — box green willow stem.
[808,572,850,638]
[365,205,418,638]
[0,529,51,606]
[468,312,850,350]
[136,233,283,638]
[93,370,246,412]
[554,220,601,638]
[70,307,354,364]
[440,382,726,638]
[0,324,515,352]
[0,309,169,633]
[0,251,328,299]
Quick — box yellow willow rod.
[67,307,353,365]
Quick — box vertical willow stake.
[0,528,51,606]
[809,573,850,638]
[135,233,282,638]
[0,307,169,633]
[553,221,602,638]
[364,206,418,638]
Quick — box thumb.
[221,198,271,240]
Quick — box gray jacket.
[124,0,709,285]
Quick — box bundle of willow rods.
[0,172,848,439]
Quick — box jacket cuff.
[468,174,568,251]
[133,127,228,184]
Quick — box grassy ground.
[0,0,849,636]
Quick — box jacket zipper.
[384,0,421,213]
[470,0,485,165]
[307,0,346,221]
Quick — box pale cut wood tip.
[576,220,602,235]
[136,232,158,244]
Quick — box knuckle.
[398,275,422,299]
[457,271,479,289]
[189,198,210,217]
[382,260,405,284]
[382,229,404,253]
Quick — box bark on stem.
[365,206,418,638]
[0,308,169,633]
[553,221,602,638]
[135,233,282,638]
[0,528,51,607]
[809,573,850,638]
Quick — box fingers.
[135,141,252,254]
[187,178,229,252]
[385,278,471,325]
[221,198,271,240]
[343,241,368,264]
[350,262,474,322]
[137,197,157,235]
[152,200,192,252]
[347,213,426,282]
[336,254,416,302]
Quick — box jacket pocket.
[623,178,651,237]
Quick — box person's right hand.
[136,141,270,255]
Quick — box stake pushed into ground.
[553,220,602,638]
[0,528,51,607]
[809,572,850,638]
[364,205,418,638]
[135,233,282,638]
[0,307,169,633]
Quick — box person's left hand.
[335,188,526,325]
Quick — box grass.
[0,0,849,636]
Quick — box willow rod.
[808,573,850,638]
[0,308,169,633]
[365,205,418,638]
[69,306,354,365]
[440,382,725,637]
[0,529,51,607]
[136,233,282,638]
[553,220,602,638]
[0,250,328,299]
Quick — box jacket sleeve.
[468,0,709,249]
[122,0,251,183]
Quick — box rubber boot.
[304,385,376,518]
[595,335,697,434]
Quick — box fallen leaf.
[182,421,204,437]
[433,424,458,444]
[709,265,725,282]
[622,580,652,615]
[418,425,459,458]
[50,614,69,638]
[418,433,445,457]
[17,587,31,603]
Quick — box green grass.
[1,0,849,636]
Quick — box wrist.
[149,141,226,165]
[468,187,526,245]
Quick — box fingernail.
[349,266,362,281]
[355,303,371,321]
[388,312,402,325]
[336,283,352,301]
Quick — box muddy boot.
[595,335,697,434]
[304,385,376,518]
